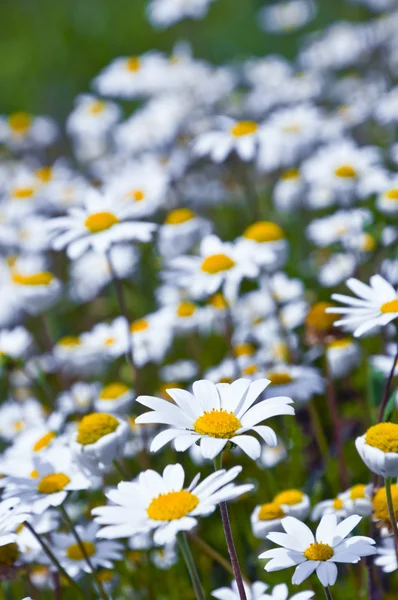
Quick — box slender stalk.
[384,478,398,565]
[324,360,349,489]
[187,532,250,585]
[52,571,62,600]
[24,522,85,598]
[307,400,329,467]
[113,458,131,480]
[378,344,398,422]
[324,587,334,600]
[177,532,206,600]
[214,453,247,600]
[59,505,108,600]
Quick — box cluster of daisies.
[2,0,398,599]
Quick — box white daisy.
[374,537,397,573]
[355,422,398,478]
[47,188,157,259]
[260,514,376,587]
[93,382,135,414]
[264,365,324,406]
[262,583,314,600]
[193,117,261,163]
[327,275,398,337]
[66,94,121,139]
[148,0,216,28]
[211,580,269,600]
[135,378,294,460]
[92,463,253,544]
[0,498,31,548]
[326,338,361,379]
[0,327,32,362]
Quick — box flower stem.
[384,477,398,564]
[324,587,334,600]
[59,505,108,600]
[324,360,349,489]
[378,344,398,422]
[113,458,131,480]
[24,522,85,599]
[214,453,247,600]
[177,532,206,600]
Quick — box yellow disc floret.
[38,473,70,494]
[333,498,344,510]
[77,413,119,446]
[373,485,398,524]
[380,299,398,314]
[0,543,19,566]
[147,490,199,520]
[231,121,258,137]
[267,372,293,385]
[99,383,130,400]
[201,254,236,274]
[8,112,31,134]
[88,100,106,115]
[366,423,398,453]
[274,489,303,506]
[67,542,96,560]
[386,188,398,200]
[130,319,149,333]
[305,302,338,331]
[12,271,54,286]
[334,165,357,178]
[193,409,241,438]
[126,57,140,72]
[350,484,367,500]
[165,208,195,225]
[243,222,285,243]
[85,211,119,233]
[125,189,145,202]
[12,186,35,199]
[258,502,285,521]
[304,542,334,561]
[177,301,196,318]
[281,168,300,180]
[33,432,56,452]
[234,343,254,357]
[327,338,352,350]
[57,336,81,347]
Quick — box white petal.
[292,561,318,585]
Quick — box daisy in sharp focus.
[355,422,398,478]
[47,188,157,259]
[135,378,294,460]
[92,463,253,544]
[327,275,398,337]
[260,514,376,587]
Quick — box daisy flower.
[47,188,157,259]
[211,580,269,600]
[193,117,261,163]
[52,522,123,578]
[326,338,361,378]
[0,327,32,363]
[264,365,324,406]
[93,382,135,414]
[135,378,294,460]
[252,489,309,539]
[92,463,253,544]
[260,514,376,587]
[148,0,216,28]
[356,422,398,478]
[0,498,31,548]
[259,0,316,34]
[237,221,288,270]
[374,537,397,573]
[158,208,212,259]
[0,111,57,150]
[327,275,398,337]
[66,94,121,139]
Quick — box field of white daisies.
[2,0,398,599]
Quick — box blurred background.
[0,0,369,119]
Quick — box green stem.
[113,459,131,480]
[324,587,334,600]
[59,506,108,600]
[177,532,206,600]
[384,477,398,565]
[24,522,85,598]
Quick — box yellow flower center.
[333,498,344,510]
[304,542,334,561]
[104,337,115,346]
[385,188,398,200]
[258,502,285,521]
[242,364,258,376]
[125,189,145,202]
[243,221,285,243]
[201,254,236,274]
[85,211,119,233]
[380,299,398,314]
[30,470,40,478]
[177,301,196,318]
[234,343,254,357]
[282,123,301,133]
[267,372,293,385]
[58,336,81,348]
[37,473,71,494]
[365,422,398,453]
[77,413,119,445]
[147,490,199,521]
[193,409,241,438]
[165,208,195,225]
[272,341,289,362]
[209,293,228,310]
[230,121,258,137]
[327,338,352,350]
[305,302,338,331]
[33,432,56,452]
[88,100,106,115]
[8,112,31,134]
[35,167,53,182]
[12,186,35,199]
[373,485,398,523]
[13,420,24,432]
[219,377,233,383]
[99,382,130,400]
[274,489,304,506]
[334,165,357,178]
[126,57,141,72]
[130,319,149,333]
[67,542,96,561]
[12,271,54,286]
[361,233,375,252]
[0,543,19,566]
[350,484,366,500]
[281,168,300,181]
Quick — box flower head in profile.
[92,463,253,545]
[260,514,376,587]
[327,275,398,337]
[356,422,398,478]
[135,378,294,460]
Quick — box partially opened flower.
[356,423,398,478]
[260,514,376,587]
[135,378,294,460]
[327,275,398,337]
[92,463,253,544]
